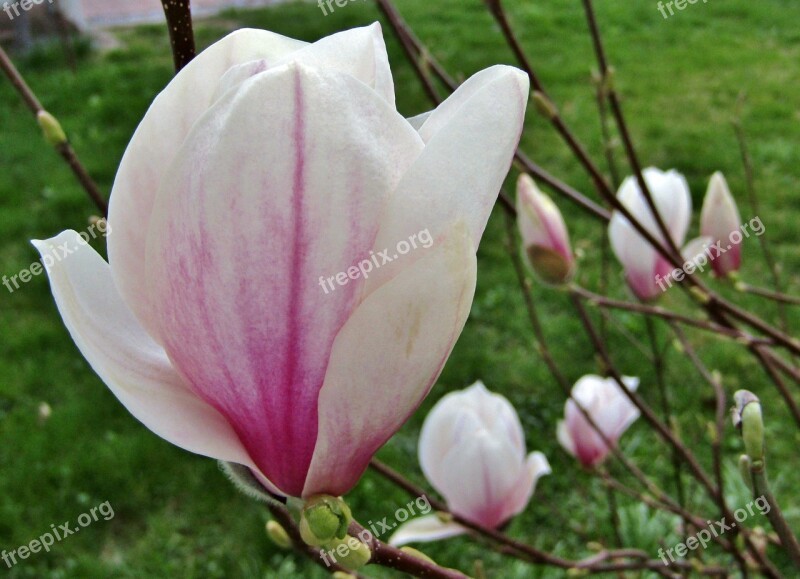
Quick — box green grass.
[1,0,799,576]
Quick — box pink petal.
[701,172,742,276]
[497,451,551,522]
[145,63,423,497]
[303,223,477,497]
[516,174,572,260]
[108,28,307,341]
[418,381,525,490]
[31,231,276,490]
[436,429,521,528]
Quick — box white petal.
[108,28,307,341]
[437,430,523,527]
[556,419,575,455]
[213,23,395,105]
[31,231,273,486]
[498,451,551,522]
[364,66,529,292]
[407,111,433,131]
[303,223,477,497]
[682,236,713,264]
[388,515,467,546]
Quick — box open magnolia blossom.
[32,24,529,499]
[700,171,742,277]
[557,375,640,468]
[389,382,550,546]
[609,168,692,301]
[516,174,574,285]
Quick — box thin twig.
[736,282,800,306]
[733,108,789,331]
[669,323,751,576]
[0,45,107,216]
[571,295,782,578]
[369,460,726,575]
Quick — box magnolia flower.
[557,375,640,468]
[700,171,742,277]
[32,25,528,499]
[609,168,692,300]
[516,174,575,284]
[389,382,550,545]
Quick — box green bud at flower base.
[37,110,67,146]
[739,454,754,492]
[741,402,765,462]
[326,536,372,571]
[265,520,292,549]
[299,495,352,547]
[401,546,436,565]
[332,573,356,579]
[733,390,764,463]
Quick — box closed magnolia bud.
[37,110,68,146]
[327,536,372,571]
[733,390,764,463]
[557,375,640,468]
[390,381,551,546]
[400,546,436,564]
[516,174,575,285]
[265,520,292,549]
[700,172,742,277]
[609,168,692,300]
[739,454,754,492]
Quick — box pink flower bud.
[557,375,640,468]
[609,168,692,300]
[390,382,550,545]
[700,172,741,276]
[516,174,575,285]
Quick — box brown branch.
[571,285,773,345]
[266,503,364,577]
[570,295,782,578]
[369,460,726,575]
[733,109,789,331]
[668,323,752,576]
[737,282,800,306]
[0,46,108,216]
[349,522,468,578]
[161,0,196,72]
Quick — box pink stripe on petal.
[146,63,422,496]
[109,29,307,343]
[32,231,280,493]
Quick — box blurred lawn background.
[1,0,799,576]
